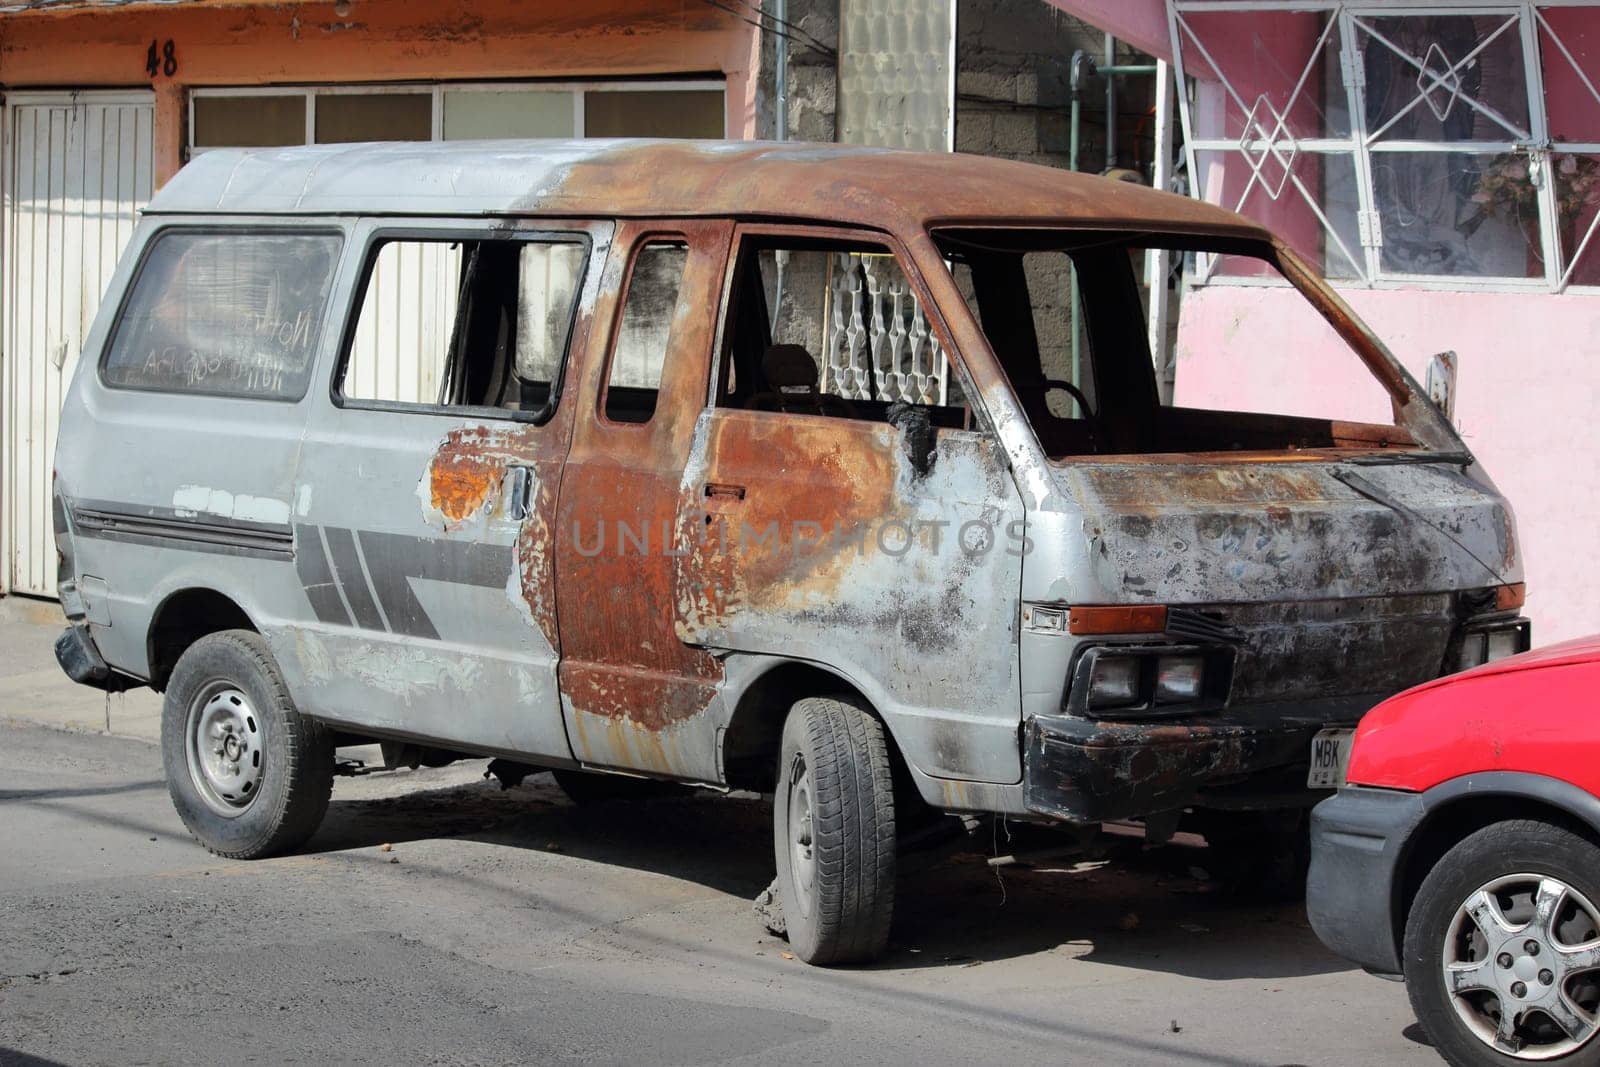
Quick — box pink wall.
[1040,0,1170,60]
[1177,284,1600,644]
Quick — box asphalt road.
[0,721,1438,1066]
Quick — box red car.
[1308,635,1600,1066]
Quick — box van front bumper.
[1022,709,1359,824]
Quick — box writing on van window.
[102,232,341,401]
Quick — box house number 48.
[145,39,177,79]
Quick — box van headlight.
[1154,655,1206,704]
[1085,655,1141,708]
[1069,646,1233,717]
[1454,619,1531,672]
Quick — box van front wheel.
[773,697,896,965]
[161,630,333,859]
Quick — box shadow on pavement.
[0,780,164,802]
[0,1048,74,1067]
[303,774,1355,981]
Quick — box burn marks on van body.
[670,408,1026,782]
[420,423,565,651]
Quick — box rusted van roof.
[150,138,1265,236]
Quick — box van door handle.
[703,482,746,501]
[506,466,533,520]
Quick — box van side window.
[341,237,585,416]
[716,236,970,429]
[101,231,341,400]
[602,241,688,424]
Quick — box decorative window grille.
[821,252,947,405]
[1169,1,1600,292]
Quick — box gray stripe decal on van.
[69,504,513,641]
[293,524,353,627]
[73,501,294,560]
[323,526,386,632]
[357,530,513,640]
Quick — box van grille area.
[1197,592,1455,707]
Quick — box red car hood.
[1398,634,1600,701]
[1348,634,1600,793]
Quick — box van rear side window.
[341,237,586,418]
[101,231,341,400]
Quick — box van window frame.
[329,223,593,425]
[96,223,347,404]
[708,220,994,437]
[595,230,692,429]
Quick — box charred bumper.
[54,624,138,693]
[1022,707,1360,823]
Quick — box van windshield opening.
[935,228,1429,461]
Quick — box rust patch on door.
[422,423,563,649]
[676,411,901,639]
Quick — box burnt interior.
[338,237,575,420]
[936,229,1416,460]
[441,241,550,412]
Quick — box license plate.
[1307,728,1355,789]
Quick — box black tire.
[551,767,688,805]
[1404,820,1600,1067]
[772,696,896,965]
[160,630,333,859]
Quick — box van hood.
[1033,455,1520,709]
[1045,455,1517,606]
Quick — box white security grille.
[822,252,946,405]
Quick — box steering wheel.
[1043,379,1094,418]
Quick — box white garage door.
[3,91,153,595]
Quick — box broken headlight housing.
[1066,644,1234,719]
[1452,618,1531,673]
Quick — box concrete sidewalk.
[0,594,162,743]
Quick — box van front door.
[672,224,1028,786]
[552,220,732,781]
[284,217,608,760]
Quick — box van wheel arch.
[147,588,258,692]
[722,661,917,805]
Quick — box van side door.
[673,224,1027,785]
[282,217,609,759]
[552,219,732,780]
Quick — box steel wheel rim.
[1443,872,1600,1059]
[787,752,816,920]
[184,682,264,818]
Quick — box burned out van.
[52,139,1527,964]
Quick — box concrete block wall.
[954,0,1154,175]
[758,0,1157,175]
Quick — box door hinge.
[1356,209,1384,249]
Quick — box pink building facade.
[1059,0,1600,643]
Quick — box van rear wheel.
[161,630,333,859]
[773,697,896,965]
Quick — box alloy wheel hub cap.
[1445,874,1600,1058]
